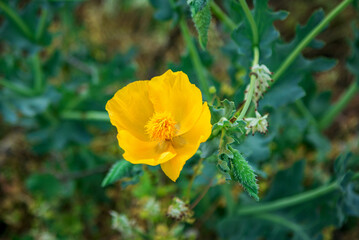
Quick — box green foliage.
[102,160,142,187]
[227,146,259,201]
[0,0,358,239]
[187,0,211,49]
[26,174,62,199]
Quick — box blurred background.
[0,0,358,239]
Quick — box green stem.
[238,0,259,46]
[237,47,259,119]
[256,214,311,240]
[179,18,211,100]
[295,100,319,127]
[0,1,34,41]
[210,1,237,31]
[35,8,48,42]
[273,0,353,82]
[237,181,339,216]
[0,78,35,97]
[186,158,204,200]
[319,81,358,130]
[61,111,110,122]
[222,183,235,215]
[32,54,43,94]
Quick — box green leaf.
[101,160,133,187]
[209,99,236,124]
[188,0,211,49]
[226,145,259,201]
[149,0,176,21]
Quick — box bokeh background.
[0,0,358,239]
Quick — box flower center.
[145,112,177,141]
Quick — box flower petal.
[161,102,212,181]
[106,81,154,141]
[117,130,176,166]
[148,70,203,136]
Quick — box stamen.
[145,112,177,141]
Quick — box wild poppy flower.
[106,70,212,181]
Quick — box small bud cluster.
[244,111,269,135]
[244,64,273,107]
[167,197,194,223]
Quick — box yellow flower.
[106,70,212,182]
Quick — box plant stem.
[237,46,259,119]
[255,213,311,240]
[61,111,110,122]
[190,177,213,210]
[0,1,34,41]
[238,0,259,46]
[186,158,204,200]
[210,1,237,31]
[35,8,48,42]
[273,0,353,82]
[32,54,43,94]
[237,181,339,216]
[295,100,319,127]
[319,81,358,130]
[0,78,35,97]
[179,18,211,101]
[272,0,353,131]
[222,183,235,215]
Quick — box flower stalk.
[237,181,339,216]
[319,81,359,130]
[273,0,353,82]
[238,0,259,46]
[179,18,211,101]
[210,1,237,31]
[237,46,259,119]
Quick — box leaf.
[226,145,259,201]
[188,0,211,49]
[209,99,236,124]
[263,160,305,201]
[101,160,133,187]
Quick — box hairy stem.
[319,81,358,130]
[179,18,211,101]
[237,182,339,216]
[237,47,259,119]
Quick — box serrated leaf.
[228,145,259,201]
[188,0,211,49]
[101,160,133,187]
